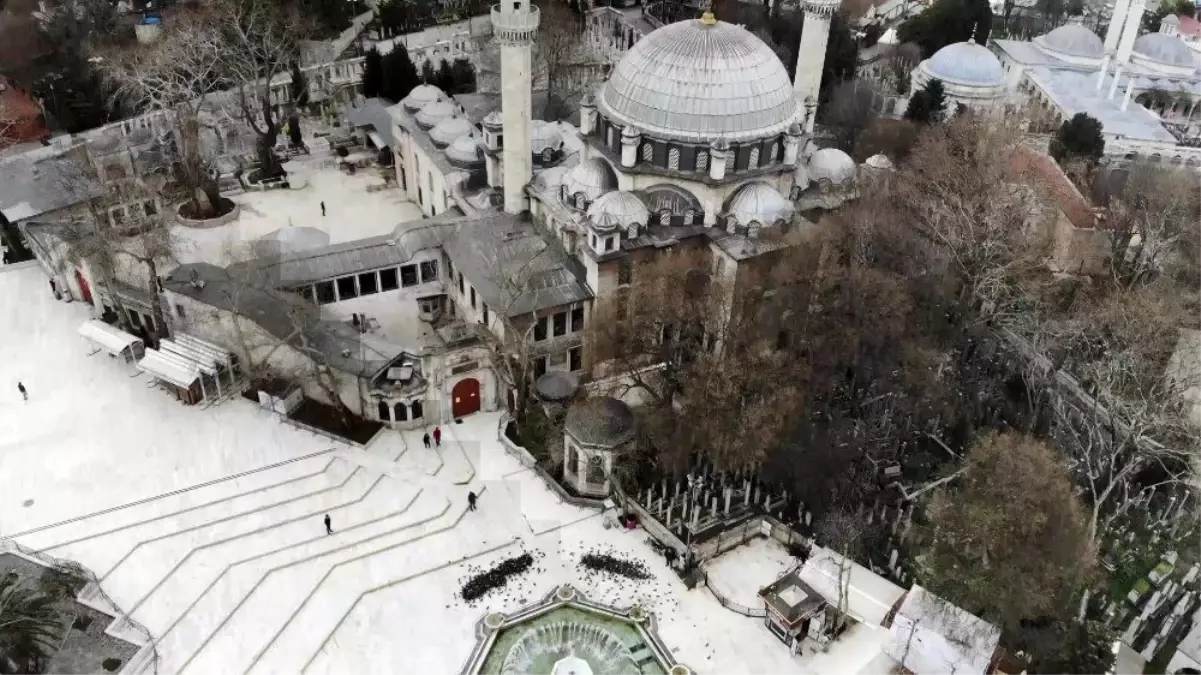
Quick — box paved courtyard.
[0,262,888,674]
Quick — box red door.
[75,269,92,304]
[451,378,481,418]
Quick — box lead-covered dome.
[1034,24,1104,60]
[925,42,1004,86]
[415,101,456,128]
[430,117,473,146]
[809,148,857,185]
[725,181,794,226]
[1133,32,1196,68]
[597,18,799,144]
[402,84,442,111]
[561,158,617,206]
[587,191,649,231]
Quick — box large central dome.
[597,18,800,144]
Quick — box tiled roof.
[1006,146,1097,230]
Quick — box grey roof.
[724,181,794,226]
[597,18,800,144]
[1028,68,1177,142]
[535,371,580,402]
[230,215,460,288]
[925,41,1005,86]
[0,149,101,222]
[347,99,398,146]
[442,213,593,317]
[430,117,475,147]
[565,396,636,446]
[1133,32,1197,68]
[454,91,552,126]
[164,263,409,377]
[348,98,467,178]
[1033,24,1104,59]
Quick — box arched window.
[696,150,708,172]
[769,142,779,163]
[626,223,639,239]
[575,193,586,209]
[658,210,670,225]
[726,217,737,234]
[790,185,802,200]
[748,221,761,238]
[542,147,554,162]
[411,400,424,419]
[749,147,760,169]
[561,185,569,203]
[724,151,734,174]
[684,208,695,224]
[393,402,408,421]
[377,400,390,422]
[668,147,680,170]
[641,142,654,163]
[607,126,614,147]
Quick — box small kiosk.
[77,320,145,363]
[759,569,827,654]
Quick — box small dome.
[565,396,636,446]
[415,101,455,128]
[1035,24,1104,59]
[865,153,894,170]
[482,111,503,128]
[925,42,1005,86]
[430,117,474,146]
[1133,32,1196,68]
[598,18,799,144]
[531,121,564,154]
[533,165,569,191]
[725,182,794,227]
[402,84,442,111]
[535,371,579,402]
[562,158,617,205]
[446,134,483,165]
[587,191,648,231]
[809,148,857,185]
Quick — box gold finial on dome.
[701,0,716,24]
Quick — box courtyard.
[0,262,889,674]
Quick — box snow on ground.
[172,167,425,267]
[0,264,333,534]
[1,262,890,674]
[703,535,798,608]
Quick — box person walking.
[17,382,26,401]
[323,513,332,535]
[467,491,477,511]
[433,426,442,447]
[320,201,326,217]
[422,432,431,448]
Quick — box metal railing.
[699,570,767,618]
[0,538,160,674]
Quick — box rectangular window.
[298,286,314,302]
[458,272,464,294]
[129,312,142,328]
[380,268,399,291]
[315,281,336,304]
[569,346,582,372]
[446,258,454,280]
[534,356,548,379]
[534,316,547,341]
[401,265,419,287]
[482,303,489,325]
[358,272,378,295]
[419,260,438,282]
[553,311,567,337]
[618,260,632,285]
[175,303,186,319]
[470,287,476,308]
[605,236,614,252]
[571,306,584,332]
[336,276,357,300]
[143,200,158,216]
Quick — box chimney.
[1104,0,1133,52]
[1117,0,1146,62]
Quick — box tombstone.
[804,511,812,526]
[889,549,899,569]
[710,500,717,520]
[675,481,682,499]
[724,488,732,516]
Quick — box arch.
[574,192,586,209]
[378,400,390,422]
[541,147,554,162]
[393,402,408,421]
[411,400,424,419]
[452,378,481,418]
[643,184,703,226]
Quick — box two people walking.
[422,426,442,448]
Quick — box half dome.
[587,191,649,231]
[924,42,1004,86]
[725,182,794,227]
[597,18,799,143]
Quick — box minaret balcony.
[491,4,540,43]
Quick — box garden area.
[0,554,139,674]
[289,398,384,445]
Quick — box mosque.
[873,0,1201,168]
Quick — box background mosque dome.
[429,117,474,146]
[415,101,456,128]
[597,18,799,144]
[402,84,442,111]
[587,191,649,230]
[924,42,1005,86]
[1133,32,1196,68]
[531,121,564,154]
[1034,24,1104,59]
[725,182,794,226]
[864,153,894,170]
[808,148,857,185]
[562,158,617,205]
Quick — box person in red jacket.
[433,426,442,447]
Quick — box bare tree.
[536,0,606,120]
[815,509,871,636]
[1102,163,1200,288]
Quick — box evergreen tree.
[904,79,946,125]
[897,0,990,57]
[288,115,303,146]
[436,59,456,92]
[361,48,384,98]
[450,58,477,94]
[421,58,437,86]
[1050,112,1106,166]
[381,47,420,103]
[290,61,310,110]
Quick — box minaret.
[1104,0,1133,52]
[794,0,840,134]
[1117,0,1146,63]
[491,0,540,214]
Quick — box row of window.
[298,260,439,305]
[452,266,490,324]
[377,399,424,423]
[533,346,584,378]
[596,118,783,174]
[533,307,585,341]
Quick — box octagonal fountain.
[461,586,692,675]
